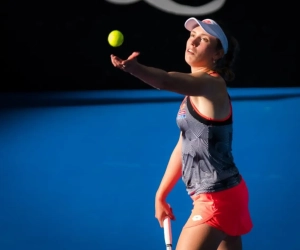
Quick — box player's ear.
[213,49,224,62]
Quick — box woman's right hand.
[155,198,175,227]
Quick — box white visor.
[184,17,228,54]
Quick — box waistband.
[190,174,242,197]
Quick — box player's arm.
[130,64,216,96]
[155,133,183,201]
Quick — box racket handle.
[163,217,172,250]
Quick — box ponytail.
[214,35,240,82]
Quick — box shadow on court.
[0,88,299,250]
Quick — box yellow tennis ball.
[108,30,124,47]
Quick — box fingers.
[157,215,166,228]
[127,51,140,60]
[163,203,175,220]
[168,207,176,221]
[165,206,175,222]
[112,54,123,63]
[111,52,139,72]
[110,54,117,67]
[158,215,175,228]
[110,54,125,70]
[156,205,176,228]
[155,213,166,228]
[110,54,121,65]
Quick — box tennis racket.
[163,217,172,250]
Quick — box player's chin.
[185,56,196,66]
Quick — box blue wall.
[1,88,300,250]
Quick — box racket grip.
[163,217,172,250]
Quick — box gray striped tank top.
[176,96,241,196]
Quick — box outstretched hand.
[110,52,140,73]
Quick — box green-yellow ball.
[108,30,124,47]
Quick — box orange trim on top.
[208,71,219,77]
[189,97,232,122]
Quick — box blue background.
[1,88,300,250]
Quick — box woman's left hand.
[110,52,140,73]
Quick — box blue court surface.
[0,88,300,250]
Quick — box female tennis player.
[110,17,253,250]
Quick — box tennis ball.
[108,30,124,47]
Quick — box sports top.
[176,95,241,196]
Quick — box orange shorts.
[183,176,253,236]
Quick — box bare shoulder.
[189,73,230,119]
[191,70,223,80]
[164,70,225,97]
[190,71,227,95]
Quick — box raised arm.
[110,53,219,96]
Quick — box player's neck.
[191,66,213,74]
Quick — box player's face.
[185,25,220,68]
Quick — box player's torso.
[176,96,240,195]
